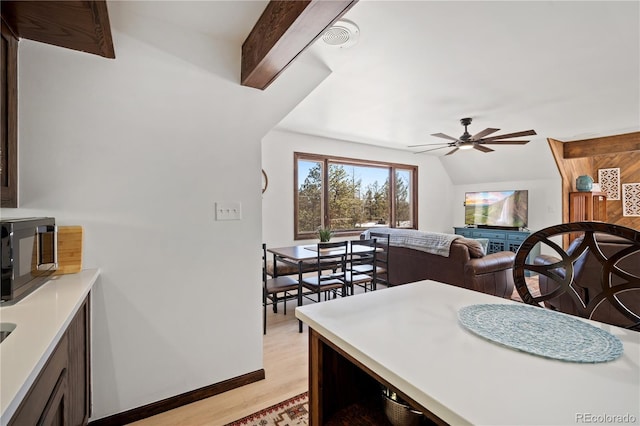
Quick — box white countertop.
[0,269,100,425]
[296,281,640,425]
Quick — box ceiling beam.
[563,131,640,158]
[241,0,357,90]
[0,0,115,58]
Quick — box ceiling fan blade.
[481,140,530,145]
[474,144,494,153]
[471,128,500,140]
[445,147,459,156]
[414,146,451,154]
[481,129,537,142]
[407,142,452,147]
[431,132,458,141]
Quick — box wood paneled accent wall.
[593,152,640,229]
[548,132,640,244]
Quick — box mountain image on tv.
[465,190,528,228]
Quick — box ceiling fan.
[409,118,537,155]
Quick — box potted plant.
[318,227,333,242]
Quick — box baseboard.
[88,369,265,426]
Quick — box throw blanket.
[361,228,461,257]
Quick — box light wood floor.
[129,296,311,426]
[125,275,526,426]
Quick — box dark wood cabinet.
[9,294,91,426]
[67,296,91,425]
[1,18,18,208]
[9,334,69,426]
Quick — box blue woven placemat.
[458,304,623,363]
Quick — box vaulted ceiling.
[5,1,639,184]
[275,1,639,158]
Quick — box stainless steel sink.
[0,322,16,343]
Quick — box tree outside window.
[295,153,417,239]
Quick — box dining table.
[267,243,376,332]
[295,279,640,425]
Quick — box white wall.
[440,135,560,186]
[451,179,563,234]
[5,5,329,420]
[262,129,564,250]
[261,129,455,247]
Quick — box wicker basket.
[381,388,424,426]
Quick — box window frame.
[294,152,418,240]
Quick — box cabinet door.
[38,369,68,426]
[453,228,474,238]
[68,296,91,424]
[9,335,69,425]
[507,232,528,252]
[1,21,18,208]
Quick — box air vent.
[322,19,359,48]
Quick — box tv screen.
[464,190,528,228]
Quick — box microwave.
[1,217,58,304]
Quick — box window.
[294,153,417,239]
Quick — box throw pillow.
[456,238,485,258]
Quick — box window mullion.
[323,159,330,229]
[389,167,396,227]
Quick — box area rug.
[225,392,308,426]
[511,275,541,302]
[225,392,398,426]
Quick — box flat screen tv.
[464,190,528,229]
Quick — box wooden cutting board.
[55,226,83,274]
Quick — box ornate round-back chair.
[513,222,640,331]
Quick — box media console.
[453,227,540,268]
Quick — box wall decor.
[598,168,620,200]
[622,183,640,217]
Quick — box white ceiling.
[276,0,640,156]
[110,0,268,44]
[109,1,639,183]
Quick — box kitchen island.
[295,280,640,425]
[0,268,100,425]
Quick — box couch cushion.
[455,238,485,258]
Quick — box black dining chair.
[345,238,378,293]
[352,232,390,289]
[513,222,640,331]
[262,244,299,334]
[301,241,349,302]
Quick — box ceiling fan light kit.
[410,118,536,155]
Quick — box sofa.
[361,228,517,298]
[534,233,640,329]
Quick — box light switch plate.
[215,201,242,221]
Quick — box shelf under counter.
[295,281,640,425]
